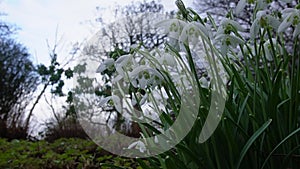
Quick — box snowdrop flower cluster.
[235,0,300,39]
[215,18,245,55]
[97,48,187,126]
[279,8,300,39]
[156,16,230,93]
[250,11,281,40]
[263,38,284,61]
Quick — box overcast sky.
[0,0,193,134]
[0,0,193,65]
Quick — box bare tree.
[193,0,297,43]
[0,22,39,139]
[74,0,174,137]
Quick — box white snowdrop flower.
[156,19,186,40]
[158,52,177,67]
[98,95,122,112]
[99,96,112,107]
[235,0,247,15]
[179,24,200,46]
[138,76,148,89]
[250,19,260,40]
[263,40,274,61]
[256,11,267,19]
[250,11,280,39]
[96,58,114,73]
[293,24,300,38]
[194,22,212,38]
[179,22,211,50]
[199,77,209,88]
[215,34,244,55]
[129,66,163,82]
[115,54,132,66]
[278,8,300,33]
[278,13,296,33]
[115,54,133,76]
[111,95,122,113]
[128,140,146,153]
[220,18,245,32]
[250,11,267,39]
[266,15,281,30]
[128,66,163,90]
[163,53,176,66]
[282,8,299,17]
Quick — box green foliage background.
[0,138,143,169]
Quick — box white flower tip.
[99,97,112,106]
[96,58,114,73]
[235,0,247,15]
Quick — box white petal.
[99,96,112,106]
[163,53,176,66]
[115,54,131,66]
[139,76,148,89]
[139,93,148,105]
[221,19,244,31]
[229,35,244,46]
[199,77,209,88]
[112,75,123,83]
[293,24,300,39]
[278,13,294,33]
[220,43,229,56]
[129,65,149,77]
[215,26,225,39]
[263,43,273,61]
[136,141,146,153]
[235,0,247,15]
[96,64,107,73]
[282,8,298,15]
[215,33,225,41]
[111,95,122,113]
[156,19,186,39]
[266,15,281,30]
[96,58,114,73]
[193,22,211,38]
[250,19,260,40]
[256,11,267,19]
[128,141,138,149]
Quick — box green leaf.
[64,68,73,79]
[261,127,300,169]
[136,159,151,169]
[236,119,272,169]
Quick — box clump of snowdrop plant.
[97,0,300,168]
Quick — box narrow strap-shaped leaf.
[137,159,152,169]
[236,119,272,169]
[261,127,300,169]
